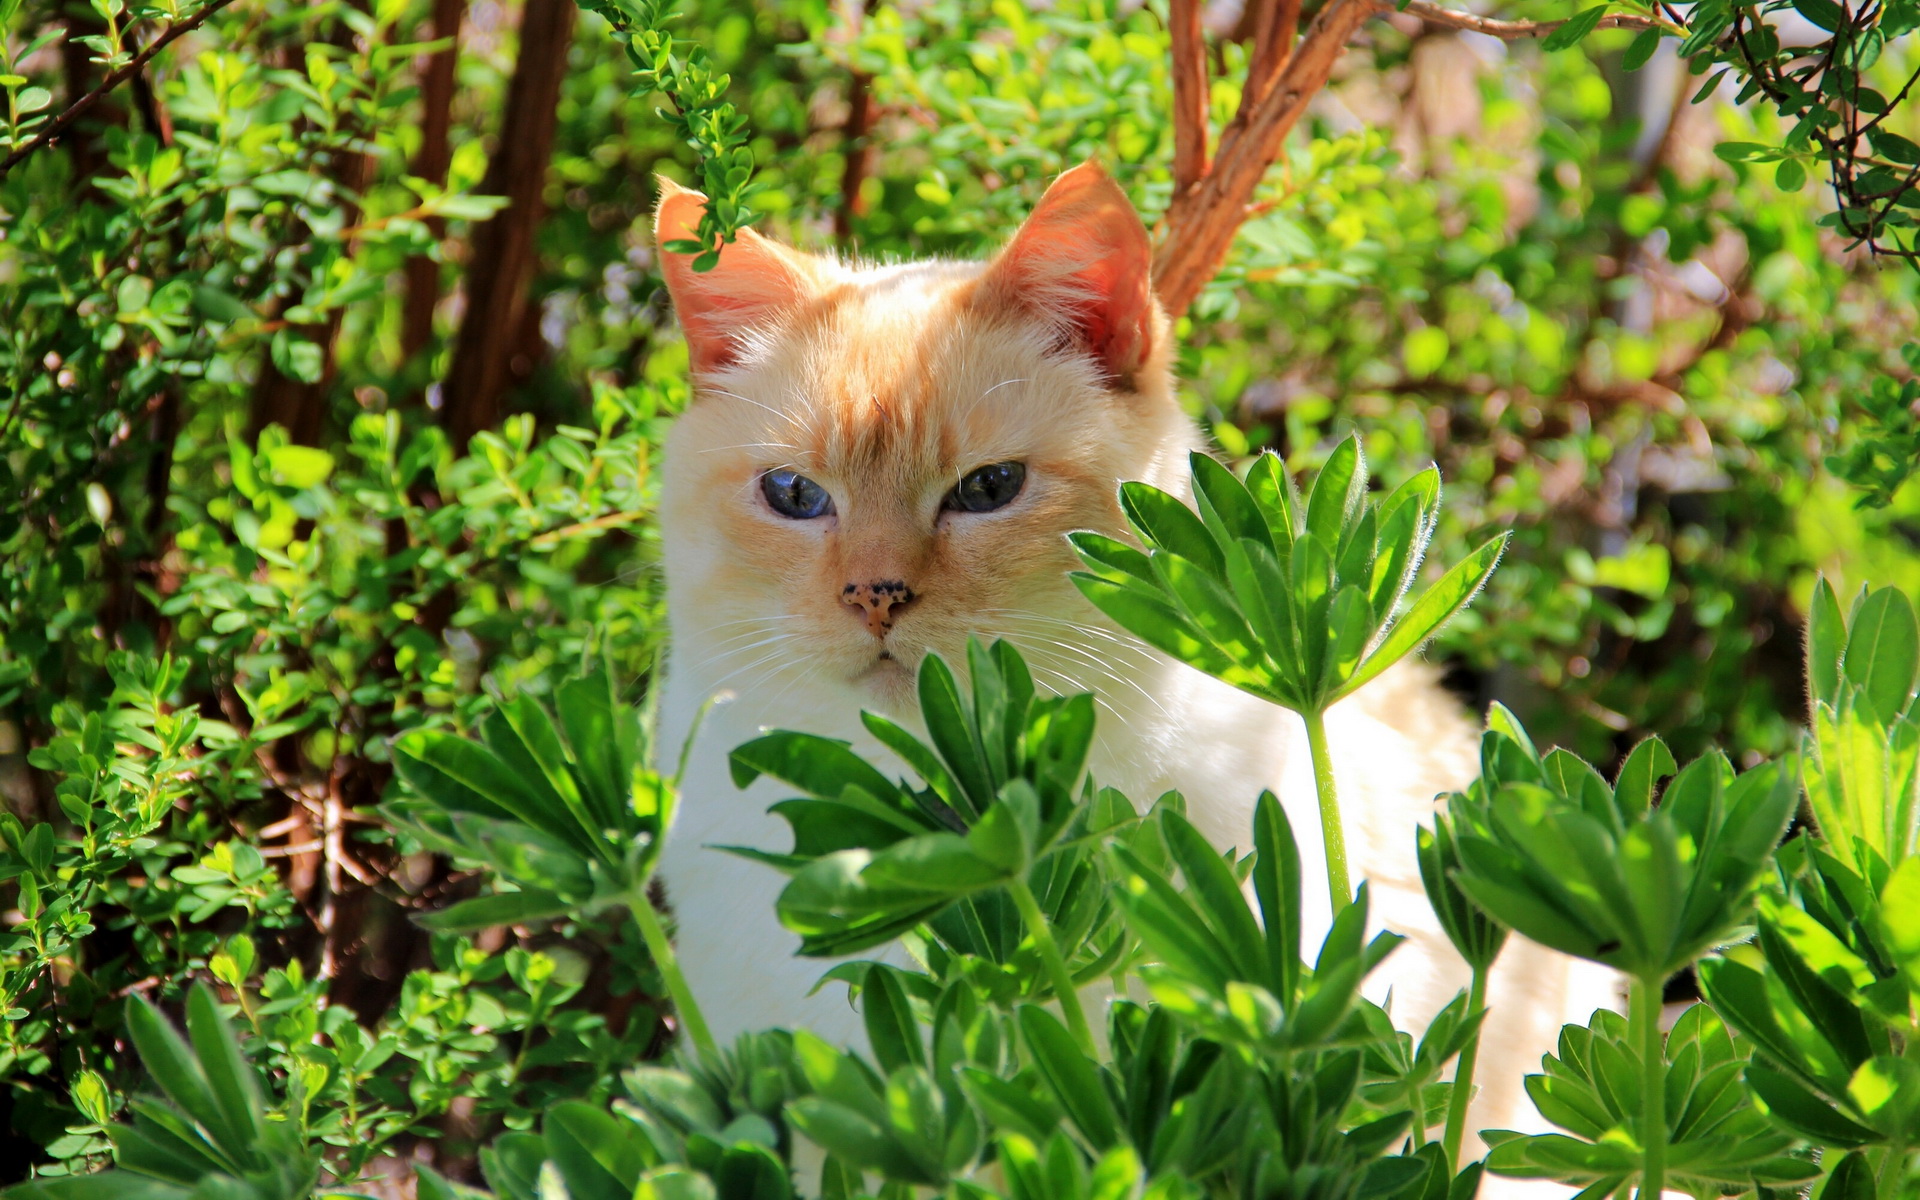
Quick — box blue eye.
[761,468,835,519]
[945,462,1026,513]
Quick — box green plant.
[1070,439,1505,908]
[1,985,321,1200]
[385,668,713,1057]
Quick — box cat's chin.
[850,651,918,710]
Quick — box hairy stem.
[1442,961,1490,1167]
[629,888,718,1061]
[1632,974,1667,1200]
[1303,708,1351,910]
[1009,875,1096,1055]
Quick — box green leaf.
[1243,451,1298,549]
[918,653,994,817]
[1071,575,1237,679]
[1809,577,1846,707]
[1305,436,1366,552]
[413,889,573,932]
[1340,533,1508,698]
[1745,1065,1877,1146]
[1844,587,1918,722]
[861,965,926,1076]
[1824,1150,1877,1200]
[1017,1005,1119,1149]
[728,732,907,814]
[1612,736,1676,819]
[1541,5,1609,50]
[1880,857,1920,994]
[544,1101,647,1200]
[123,996,228,1154]
[1119,481,1223,572]
[183,985,262,1155]
[1251,792,1302,1002]
[1622,27,1661,70]
[1161,809,1266,982]
[1190,451,1272,552]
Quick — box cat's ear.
[978,162,1157,386]
[654,178,814,375]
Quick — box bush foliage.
[2,0,1920,1196]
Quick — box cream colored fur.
[652,166,1619,1177]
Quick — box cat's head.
[656,163,1197,712]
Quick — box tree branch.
[1387,0,1673,39]
[1239,0,1303,120]
[1153,0,1682,317]
[1170,0,1210,194]
[1153,0,1377,317]
[0,0,238,178]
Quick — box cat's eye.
[945,462,1026,514]
[761,468,835,519]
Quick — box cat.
[651,162,1620,1166]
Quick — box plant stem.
[628,887,718,1061]
[1877,1140,1907,1198]
[1303,708,1351,910]
[1442,960,1491,1168]
[1632,974,1667,1200]
[1009,875,1097,1055]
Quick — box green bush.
[4,0,1920,1194]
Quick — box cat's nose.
[842,580,917,639]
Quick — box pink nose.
[842,580,917,638]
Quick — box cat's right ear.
[654,178,812,376]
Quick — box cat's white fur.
[651,166,1620,1178]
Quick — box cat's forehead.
[713,260,1079,473]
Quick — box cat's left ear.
[654,178,815,376]
[978,162,1157,387]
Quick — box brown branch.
[0,0,237,178]
[1239,0,1303,120]
[1170,0,1210,194]
[1153,0,1681,317]
[834,0,879,243]
[443,0,577,446]
[402,0,466,381]
[1388,0,1672,39]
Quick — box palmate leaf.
[392,669,673,936]
[1490,1004,1814,1193]
[1077,444,1504,724]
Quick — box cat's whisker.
[1020,656,1132,726]
[699,387,807,433]
[697,613,812,632]
[1027,642,1173,722]
[686,631,807,676]
[701,643,806,696]
[978,614,1174,720]
[698,440,810,460]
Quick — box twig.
[0,0,238,178]
[1387,0,1675,39]
[1169,0,1210,194]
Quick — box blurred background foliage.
[1,0,1919,1187]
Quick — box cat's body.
[652,165,1617,1164]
